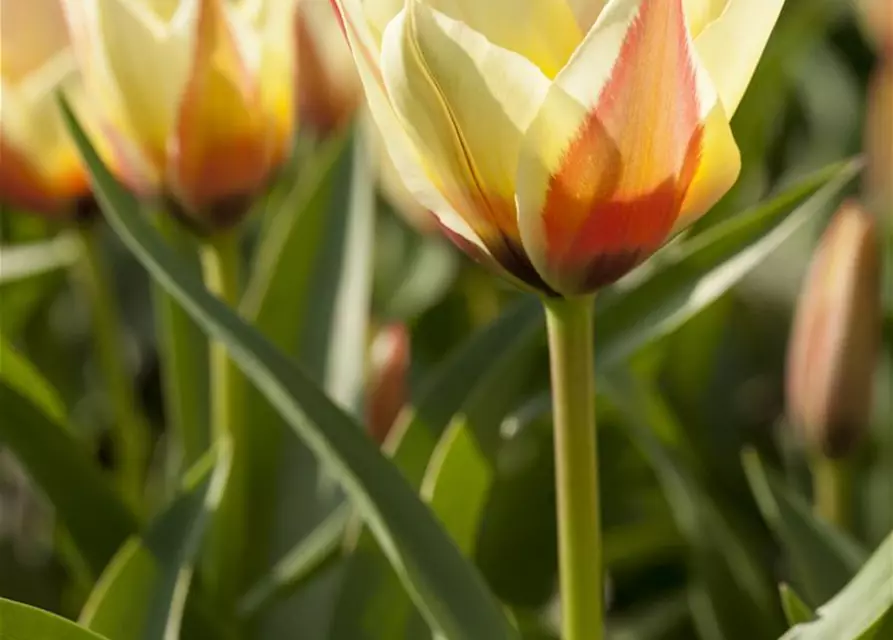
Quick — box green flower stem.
[544,296,604,640]
[154,214,209,471]
[200,228,247,606]
[811,454,853,530]
[76,224,148,508]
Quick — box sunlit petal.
[381,3,554,287]
[518,0,712,294]
[692,0,786,115]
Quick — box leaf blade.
[60,96,517,640]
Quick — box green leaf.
[742,450,867,605]
[594,159,861,369]
[421,418,494,555]
[781,530,893,640]
[330,299,542,639]
[0,380,138,576]
[0,598,109,640]
[780,584,816,626]
[601,373,785,640]
[0,333,65,421]
[80,445,230,640]
[389,297,542,486]
[237,129,363,604]
[238,506,350,620]
[0,233,80,284]
[61,95,517,640]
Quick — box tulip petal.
[252,0,298,163]
[331,0,490,257]
[167,0,269,218]
[0,57,88,210]
[422,0,582,78]
[518,0,716,294]
[692,0,786,115]
[673,101,740,231]
[0,0,71,82]
[381,3,555,288]
[67,0,199,170]
[681,0,728,36]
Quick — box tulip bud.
[786,203,881,458]
[365,324,410,445]
[865,65,893,216]
[0,0,90,216]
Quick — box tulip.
[331,0,785,296]
[0,0,90,215]
[296,0,362,133]
[61,0,298,229]
[786,203,881,459]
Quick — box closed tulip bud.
[365,323,410,445]
[865,65,893,215]
[296,0,362,133]
[0,0,91,216]
[61,0,298,230]
[331,0,784,296]
[786,203,881,458]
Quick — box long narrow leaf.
[594,159,861,369]
[80,445,230,640]
[742,450,867,605]
[0,599,109,640]
[781,531,893,640]
[61,96,517,640]
[0,381,138,575]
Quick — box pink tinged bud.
[786,203,882,458]
[365,324,410,445]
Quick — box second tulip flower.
[62,0,298,229]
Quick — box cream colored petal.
[693,0,786,116]
[66,0,199,162]
[682,0,728,37]
[421,0,582,78]
[364,0,407,46]
[331,0,489,252]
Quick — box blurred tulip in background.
[0,0,90,215]
[786,202,881,458]
[60,0,298,229]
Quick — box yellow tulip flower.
[331,0,785,296]
[0,0,89,215]
[61,0,298,228]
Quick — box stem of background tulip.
[200,228,246,605]
[154,213,210,472]
[543,295,603,640]
[75,224,148,508]
[811,455,853,530]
